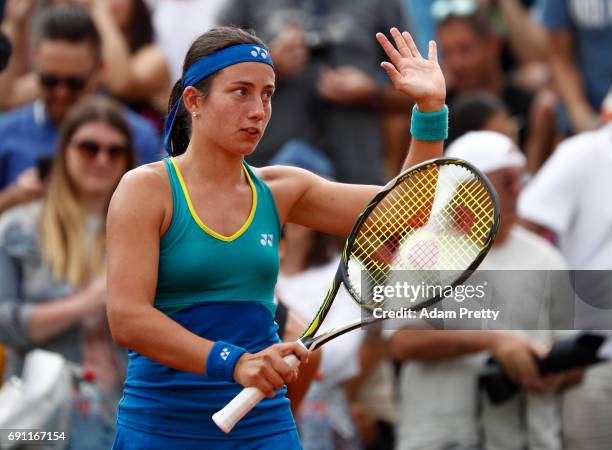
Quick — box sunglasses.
[38,73,90,92]
[73,139,129,161]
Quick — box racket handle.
[212,353,301,433]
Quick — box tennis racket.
[213,157,500,433]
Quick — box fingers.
[401,31,421,58]
[234,343,308,398]
[380,61,401,87]
[376,32,403,67]
[428,40,438,63]
[255,374,276,399]
[276,341,309,364]
[390,28,414,59]
[561,368,585,389]
[513,355,541,388]
[261,356,286,391]
[233,354,290,398]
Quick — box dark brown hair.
[446,92,508,146]
[166,26,267,155]
[438,8,493,39]
[36,5,102,63]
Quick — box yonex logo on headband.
[251,46,269,59]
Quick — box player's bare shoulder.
[109,161,172,227]
[115,161,170,197]
[252,164,317,193]
[252,165,316,219]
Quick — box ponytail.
[166,79,190,156]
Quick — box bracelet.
[410,104,449,142]
[206,341,248,381]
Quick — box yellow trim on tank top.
[169,157,258,242]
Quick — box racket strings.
[432,181,493,267]
[347,163,496,305]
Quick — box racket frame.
[299,157,500,351]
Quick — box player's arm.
[106,167,215,373]
[106,167,307,395]
[262,29,445,236]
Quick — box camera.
[479,333,606,404]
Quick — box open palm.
[376,28,446,112]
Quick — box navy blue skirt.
[112,424,302,449]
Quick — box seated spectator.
[519,120,612,450]
[390,131,576,450]
[436,2,558,172]
[0,96,135,449]
[0,5,161,214]
[519,122,612,270]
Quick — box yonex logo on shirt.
[260,234,274,246]
[220,348,230,361]
[250,46,269,59]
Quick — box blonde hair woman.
[0,96,136,448]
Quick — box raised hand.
[376,28,446,112]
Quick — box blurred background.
[0,0,611,449]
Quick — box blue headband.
[163,43,274,154]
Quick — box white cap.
[445,131,526,174]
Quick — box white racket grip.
[212,352,301,433]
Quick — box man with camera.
[389,131,581,450]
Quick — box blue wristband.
[206,341,248,381]
[410,104,449,142]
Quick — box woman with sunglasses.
[0,96,136,449]
[107,25,447,448]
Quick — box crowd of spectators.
[0,1,611,449]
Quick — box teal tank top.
[155,157,281,316]
[116,158,296,441]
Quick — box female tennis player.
[107,25,446,449]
